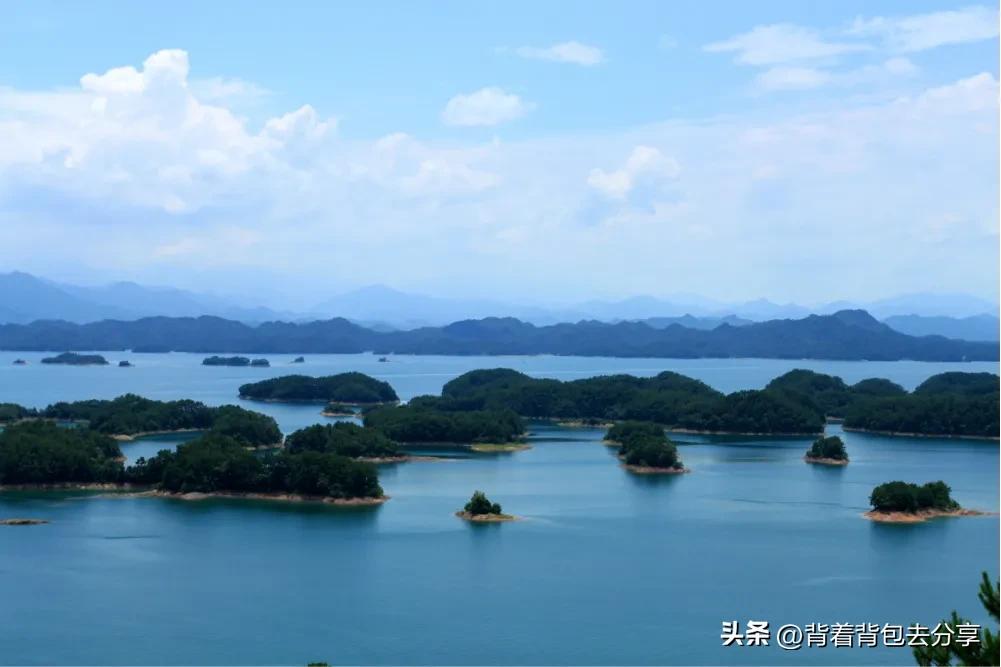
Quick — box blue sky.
[0,1,997,307]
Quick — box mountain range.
[0,310,994,361]
[0,271,997,341]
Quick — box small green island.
[118,360,133,367]
[0,421,385,505]
[202,356,252,367]
[250,358,270,367]
[40,352,109,366]
[238,373,399,405]
[455,490,518,522]
[12,359,27,365]
[363,400,528,451]
[804,435,849,465]
[604,421,687,474]
[292,356,305,364]
[864,480,985,523]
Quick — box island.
[40,352,109,366]
[437,368,823,436]
[42,394,282,448]
[0,422,385,505]
[864,480,984,523]
[605,421,687,474]
[321,402,359,417]
[804,435,849,465]
[238,372,399,404]
[455,490,518,522]
[118,360,133,367]
[284,423,404,462]
[292,356,305,363]
[1,518,49,526]
[363,401,527,449]
[250,358,270,367]
[202,356,251,366]
[12,359,26,365]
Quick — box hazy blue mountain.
[0,272,293,324]
[0,309,993,361]
[640,314,753,330]
[821,293,999,318]
[883,314,999,342]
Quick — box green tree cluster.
[238,373,399,403]
[42,394,281,447]
[869,480,958,513]
[806,435,849,461]
[913,571,999,666]
[464,490,502,515]
[363,402,525,444]
[284,422,401,458]
[0,403,34,422]
[605,421,683,470]
[0,421,123,484]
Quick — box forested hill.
[0,310,995,361]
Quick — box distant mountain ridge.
[883,314,999,342]
[0,309,994,361]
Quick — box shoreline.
[469,443,532,453]
[1,518,49,525]
[111,428,204,442]
[863,508,991,523]
[621,463,690,475]
[240,397,398,407]
[0,483,386,506]
[804,455,849,466]
[842,427,999,441]
[665,427,822,437]
[455,511,520,523]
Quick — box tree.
[464,490,502,515]
[914,571,999,666]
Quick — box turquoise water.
[0,353,998,665]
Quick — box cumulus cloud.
[588,146,681,199]
[441,87,534,126]
[704,24,868,65]
[849,5,999,52]
[515,41,604,65]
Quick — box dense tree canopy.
[605,421,683,470]
[844,394,999,438]
[869,480,958,513]
[806,435,848,461]
[202,356,251,366]
[126,433,383,499]
[284,422,401,458]
[439,368,823,435]
[40,352,108,365]
[42,395,282,446]
[238,373,399,403]
[0,421,123,485]
[913,372,999,397]
[364,402,525,444]
[0,403,34,422]
[464,490,502,515]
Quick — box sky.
[0,0,998,309]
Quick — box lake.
[0,352,998,665]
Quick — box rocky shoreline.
[863,508,990,523]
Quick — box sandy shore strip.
[469,443,532,453]
[455,511,520,523]
[621,464,690,475]
[804,455,849,466]
[1,518,49,525]
[863,508,992,523]
[842,427,998,441]
[151,490,389,506]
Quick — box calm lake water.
[0,352,998,665]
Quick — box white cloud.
[441,87,533,126]
[755,67,831,91]
[588,146,681,199]
[756,58,919,91]
[705,24,868,65]
[515,41,604,66]
[850,5,999,52]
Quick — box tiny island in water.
[864,480,988,523]
[804,435,849,466]
[456,490,518,522]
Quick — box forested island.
[804,435,849,465]
[239,373,399,404]
[0,422,384,504]
[604,421,686,473]
[456,490,517,522]
[435,368,824,435]
[41,394,282,447]
[0,309,994,361]
[864,480,983,523]
[202,356,252,366]
[41,352,108,365]
[364,401,527,450]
